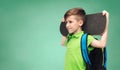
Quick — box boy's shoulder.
[82,33,95,46]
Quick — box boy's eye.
[69,21,72,23]
[65,20,73,24]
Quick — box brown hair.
[64,8,86,22]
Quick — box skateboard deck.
[60,13,106,36]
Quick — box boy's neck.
[73,28,82,34]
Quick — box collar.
[67,31,84,39]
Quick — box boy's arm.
[61,36,67,46]
[61,18,67,46]
[91,10,109,48]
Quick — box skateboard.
[60,13,106,36]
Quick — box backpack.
[81,33,107,70]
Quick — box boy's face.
[65,15,83,34]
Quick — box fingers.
[61,18,65,22]
[102,10,106,15]
[102,10,109,17]
[102,10,109,25]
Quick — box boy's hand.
[102,10,109,25]
[61,18,65,22]
[102,10,109,17]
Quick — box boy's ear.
[79,20,84,26]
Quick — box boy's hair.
[64,8,86,22]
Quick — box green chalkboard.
[0,0,119,70]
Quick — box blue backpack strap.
[104,47,107,69]
[81,33,92,65]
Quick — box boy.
[61,8,109,70]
